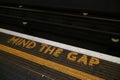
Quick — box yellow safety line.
[0,44,104,80]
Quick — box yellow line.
[0,44,104,80]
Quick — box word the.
[39,43,63,57]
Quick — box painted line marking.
[0,44,104,80]
[0,28,120,64]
